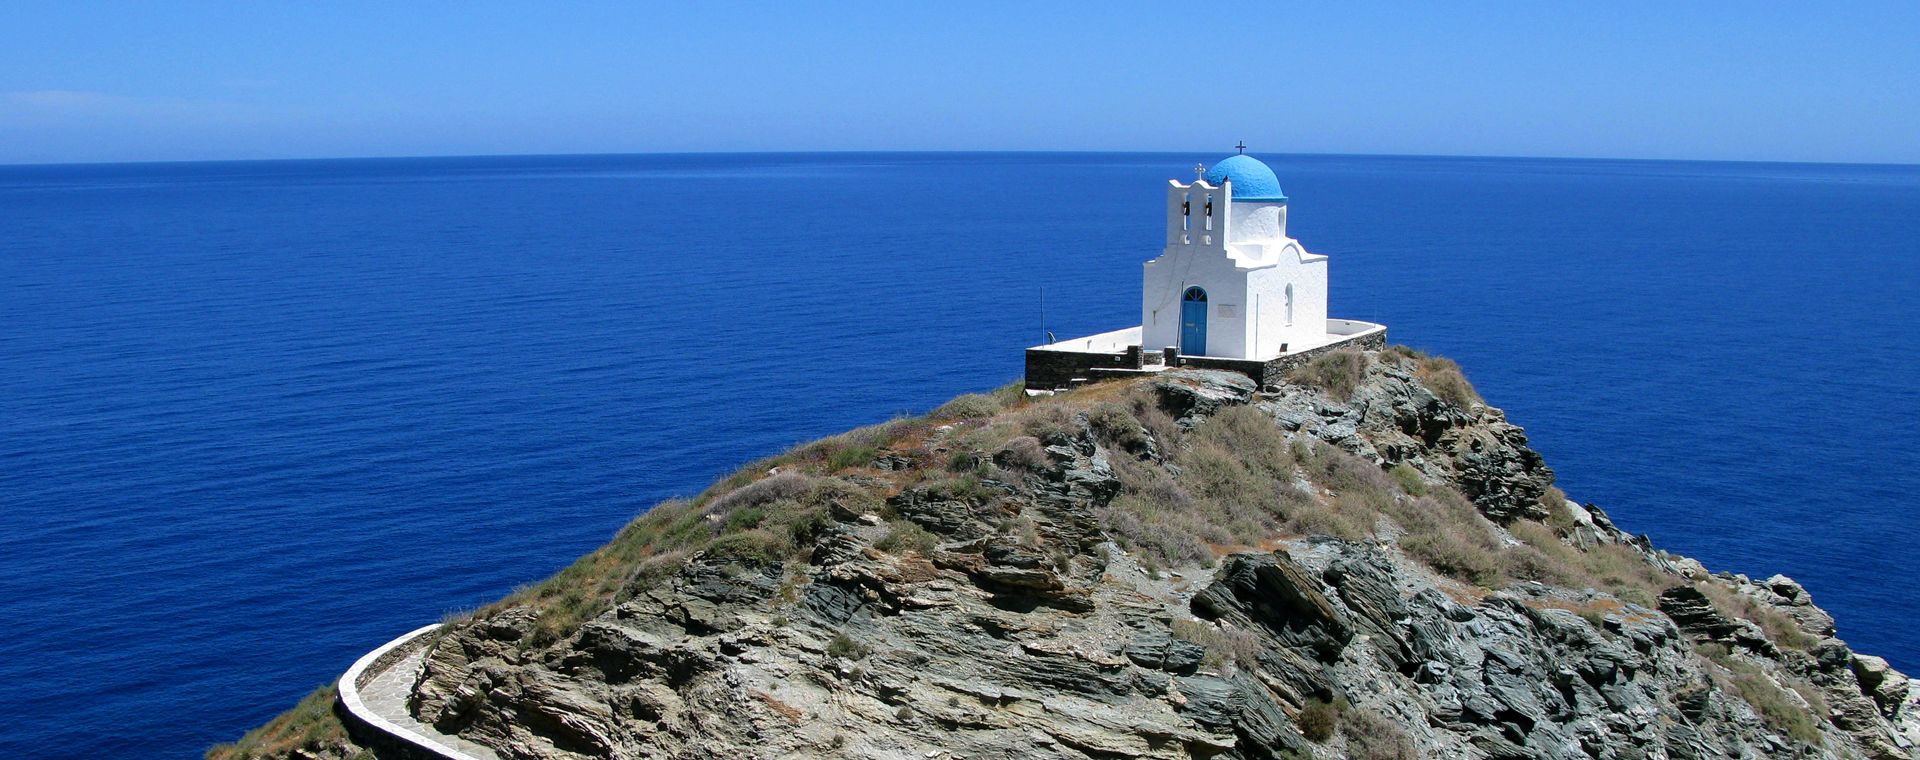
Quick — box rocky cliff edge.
[214,347,1920,760]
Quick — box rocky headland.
[214,347,1920,760]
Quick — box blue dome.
[1202,154,1287,202]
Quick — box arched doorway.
[1181,286,1208,356]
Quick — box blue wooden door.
[1180,287,1207,356]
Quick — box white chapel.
[1025,150,1384,390]
[1143,152,1326,359]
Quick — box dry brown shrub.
[1087,401,1151,453]
[1418,357,1479,408]
[1171,618,1264,670]
[1017,402,1081,443]
[1291,349,1369,398]
[1385,489,1505,587]
[1341,708,1417,760]
[1698,582,1819,651]
[994,435,1052,471]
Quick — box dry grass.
[1504,518,1683,606]
[477,468,872,646]
[1698,644,1826,744]
[1171,618,1264,671]
[930,393,1004,421]
[204,685,363,760]
[1086,400,1151,453]
[1290,349,1369,399]
[1297,697,1347,742]
[994,435,1051,471]
[1383,345,1481,408]
[1698,582,1819,651]
[1340,707,1417,760]
[1389,492,1505,587]
[875,518,938,556]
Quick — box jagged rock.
[1855,654,1915,716]
[1658,586,1777,657]
[236,349,1919,760]
[1124,628,1207,674]
[1152,369,1255,425]
[1658,586,1742,641]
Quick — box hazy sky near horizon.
[2,2,1916,165]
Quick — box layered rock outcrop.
[223,351,1920,760]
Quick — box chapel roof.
[1202,154,1287,202]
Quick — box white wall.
[1229,201,1287,243]
[1142,179,1328,360]
[1142,245,1251,357]
[1246,249,1327,356]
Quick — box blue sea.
[1,153,1915,758]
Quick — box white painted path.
[338,624,499,760]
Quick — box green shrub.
[1125,388,1184,452]
[875,519,938,557]
[988,378,1027,407]
[826,632,868,660]
[709,471,816,518]
[1383,345,1481,408]
[1172,437,1292,544]
[1102,492,1217,569]
[931,393,1002,421]
[1539,485,1578,533]
[724,505,768,531]
[826,444,879,471]
[1305,445,1397,514]
[1191,405,1295,481]
[1500,543,1573,585]
[946,449,984,473]
[1291,349,1368,399]
[1298,492,1377,541]
[1388,463,1427,496]
[704,529,792,563]
[1381,344,1427,362]
[922,473,995,504]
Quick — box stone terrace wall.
[1024,344,1145,390]
[1027,328,1386,392]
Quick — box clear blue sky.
[3,1,1916,165]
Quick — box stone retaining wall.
[1027,324,1387,391]
[1024,344,1145,390]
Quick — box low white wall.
[338,623,489,760]
[1029,325,1142,353]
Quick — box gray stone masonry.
[1026,328,1386,391]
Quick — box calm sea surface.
[1,153,1915,757]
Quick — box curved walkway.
[338,623,499,760]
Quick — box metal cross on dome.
[1235,140,1246,154]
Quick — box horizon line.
[3,147,1917,171]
